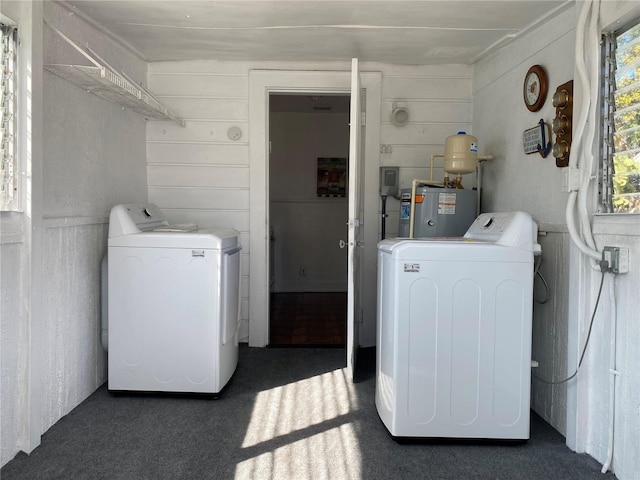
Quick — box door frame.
[248,68,381,348]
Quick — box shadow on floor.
[1,345,614,480]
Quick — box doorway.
[248,68,381,354]
[268,94,350,346]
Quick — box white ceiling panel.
[65,0,572,64]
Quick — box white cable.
[601,273,617,474]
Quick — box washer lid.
[152,223,198,233]
[378,238,531,263]
[108,227,239,250]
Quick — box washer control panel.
[464,211,539,252]
[109,203,168,237]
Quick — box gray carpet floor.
[2,346,615,480]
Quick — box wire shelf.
[44,22,185,127]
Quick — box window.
[1,23,18,211]
[601,20,640,214]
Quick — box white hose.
[566,192,600,260]
[577,0,600,253]
[601,273,618,474]
[565,0,600,262]
[568,0,592,171]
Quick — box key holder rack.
[523,119,552,158]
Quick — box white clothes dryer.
[376,211,540,440]
[108,203,241,395]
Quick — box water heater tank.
[445,131,478,175]
[398,186,477,238]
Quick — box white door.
[346,58,362,381]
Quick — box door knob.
[339,240,346,249]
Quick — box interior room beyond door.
[268,93,350,346]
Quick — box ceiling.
[65,0,572,65]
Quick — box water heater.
[398,186,477,238]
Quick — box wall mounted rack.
[44,22,185,127]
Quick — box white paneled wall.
[40,223,108,432]
[585,231,640,480]
[379,66,473,237]
[0,224,24,466]
[472,10,575,225]
[0,1,42,465]
[40,0,148,438]
[148,61,473,341]
[530,229,570,434]
[1,1,149,467]
[147,64,252,339]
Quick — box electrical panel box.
[380,167,399,196]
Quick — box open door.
[346,58,362,381]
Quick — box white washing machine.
[376,211,540,440]
[108,203,241,395]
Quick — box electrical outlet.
[603,246,629,274]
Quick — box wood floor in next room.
[269,292,346,346]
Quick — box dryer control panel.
[465,211,540,253]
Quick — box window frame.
[1,21,18,212]
[599,17,640,215]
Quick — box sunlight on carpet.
[235,368,362,479]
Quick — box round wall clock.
[523,65,548,112]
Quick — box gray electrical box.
[380,167,399,196]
